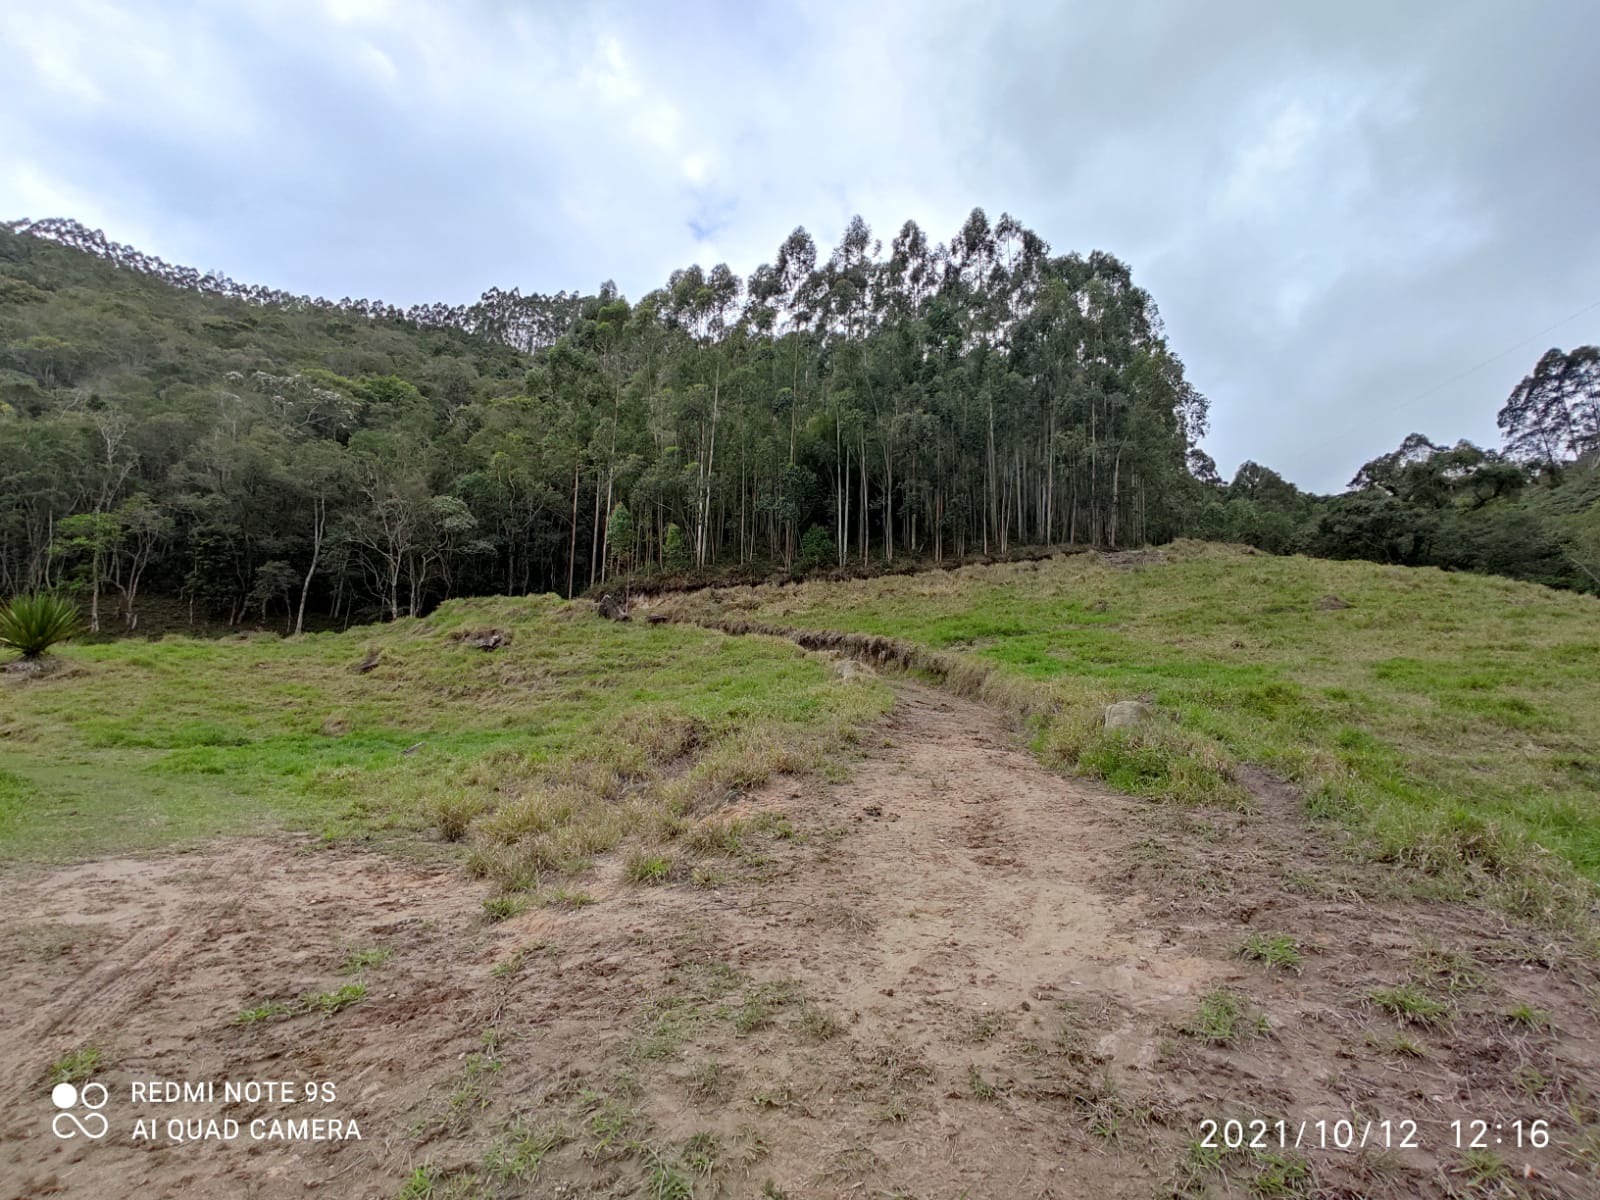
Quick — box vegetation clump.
[0,593,84,659]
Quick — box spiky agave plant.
[0,593,86,659]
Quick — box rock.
[1316,594,1352,611]
[597,593,630,622]
[834,659,876,682]
[453,628,509,651]
[1104,700,1154,731]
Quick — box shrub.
[0,593,85,658]
[798,525,837,569]
[663,523,690,571]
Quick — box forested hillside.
[1,215,1594,635]
[0,213,1206,630]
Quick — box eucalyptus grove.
[0,210,1204,625]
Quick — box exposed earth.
[4,676,1598,1199]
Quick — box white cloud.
[0,0,1595,490]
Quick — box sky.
[3,0,1598,492]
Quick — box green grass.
[1506,1002,1551,1030]
[1183,988,1267,1044]
[1368,983,1449,1026]
[306,982,367,1014]
[481,893,530,922]
[47,1045,102,1084]
[0,593,891,862]
[484,1120,568,1182]
[235,1000,292,1026]
[341,946,392,973]
[1239,933,1303,972]
[624,850,675,885]
[667,543,1600,914]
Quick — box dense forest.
[1188,343,1600,594]
[0,216,1595,634]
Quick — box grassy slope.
[676,543,1600,911]
[0,594,891,862]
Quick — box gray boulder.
[1104,700,1154,731]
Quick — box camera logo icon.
[51,1081,109,1140]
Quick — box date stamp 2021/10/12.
[1197,1117,1553,1153]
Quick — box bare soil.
[3,681,1598,1199]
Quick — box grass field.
[0,593,891,873]
[666,542,1600,918]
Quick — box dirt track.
[4,679,1598,1198]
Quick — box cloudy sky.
[3,0,1597,491]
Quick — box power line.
[1398,295,1600,411]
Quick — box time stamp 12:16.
[1196,1118,1552,1151]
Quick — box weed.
[1368,983,1449,1026]
[1384,1031,1427,1058]
[484,1121,567,1182]
[680,1131,722,1176]
[1184,988,1268,1044]
[431,793,486,842]
[728,1124,769,1168]
[306,983,367,1015]
[646,1154,693,1200]
[445,1046,503,1129]
[342,946,392,973]
[492,949,527,979]
[625,849,675,884]
[967,1064,1000,1100]
[751,811,795,840]
[685,816,745,855]
[1414,942,1486,993]
[685,1060,728,1100]
[690,865,725,889]
[235,1001,291,1026]
[1170,1138,1227,1196]
[1249,1151,1313,1197]
[751,1083,798,1110]
[581,1089,644,1158]
[1239,933,1303,973]
[1506,1002,1551,1030]
[879,1095,911,1123]
[1455,1148,1510,1186]
[733,996,773,1034]
[396,1166,438,1200]
[967,1011,1008,1042]
[1512,1064,1549,1094]
[797,1002,845,1041]
[482,893,530,922]
[47,1045,102,1084]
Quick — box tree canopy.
[0,211,1211,628]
